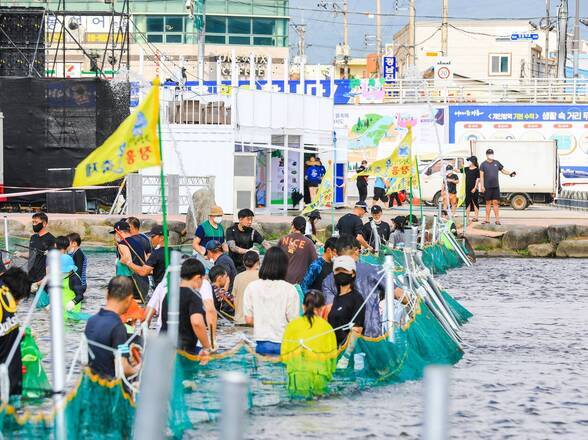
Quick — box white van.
[419,140,558,210]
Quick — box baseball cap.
[486,148,494,155]
[308,209,321,220]
[333,255,356,272]
[109,220,130,234]
[147,224,164,236]
[209,205,223,217]
[205,240,223,251]
[371,205,382,215]
[354,201,368,211]
[292,216,306,232]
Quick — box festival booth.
[142,86,335,215]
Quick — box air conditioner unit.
[233,153,257,214]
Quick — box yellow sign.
[356,127,413,182]
[73,79,161,187]
[302,162,334,214]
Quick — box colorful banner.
[73,80,161,187]
[356,127,413,182]
[302,163,334,214]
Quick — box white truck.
[419,140,558,210]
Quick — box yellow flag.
[73,80,161,187]
[457,170,466,207]
[302,162,334,214]
[356,127,412,182]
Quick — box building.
[393,20,557,81]
[7,0,289,80]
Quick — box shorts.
[307,182,319,188]
[256,341,281,356]
[484,187,501,201]
[373,187,388,202]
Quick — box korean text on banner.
[302,163,334,214]
[356,127,413,181]
[73,79,161,187]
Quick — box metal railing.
[160,87,232,125]
[555,190,588,210]
[382,78,588,104]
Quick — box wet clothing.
[362,220,391,247]
[195,220,225,250]
[135,233,152,256]
[117,235,149,302]
[356,166,369,203]
[231,269,259,325]
[145,247,166,286]
[214,253,238,292]
[322,262,384,338]
[480,160,503,189]
[28,232,56,283]
[278,232,318,285]
[300,257,333,293]
[390,229,406,247]
[226,224,264,272]
[336,213,364,238]
[64,272,85,307]
[161,287,206,354]
[70,248,87,292]
[85,309,130,378]
[0,282,22,395]
[327,289,366,346]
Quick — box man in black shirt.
[85,276,140,379]
[442,165,459,216]
[26,213,56,286]
[160,258,212,355]
[122,224,167,288]
[126,216,152,255]
[479,148,516,225]
[356,160,369,203]
[0,267,31,396]
[336,201,372,250]
[226,209,270,272]
[362,205,391,249]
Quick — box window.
[228,17,250,34]
[207,16,226,33]
[204,16,287,47]
[229,35,251,45]
[205,35,226,44]
[253,18,275,35]
[489,54,511,76]
[144,16,186,44]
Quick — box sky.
[288,0,587,64]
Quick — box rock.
[85,225,114,242]
[103,217,123,226]
[546,224,577,244]
[169,231,181,246]
[472,223,508,234]
[467,234,502,250]
[256,221,290,241]
[186,188,216,238]
[528,243,556,257]
[138,218,157,231]
[168,220,187,235]
[502,226,548,250]
[556,239,588,258]
[475,249,522,258]
[576,225,588,238]
[47,219,88,239]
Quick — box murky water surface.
[19,255,588,439]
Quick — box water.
[18,255,588,438]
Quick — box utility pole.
[408,0,415,66]
[556,0,568,78]
[572,0,580,77]
[441,0,448,56]
[343,0,349,53]
[198,0,207,82]
[376,0,382,75]
[293,24,306,58]
[545,0,551,77]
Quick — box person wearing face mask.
[193,206,227,256]
[441,164,459,216]
[479,148,516,225]
[362,205,391,250]
[327,256,365,347]
[26,213,55,287]
[226,209,271,272]
[460,156,481,222]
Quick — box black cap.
[446,164,454,171]
[354,201,368,211]
[205,239,223,251]
[147,224,164,236]
[308,209,321,220]
[109,220,130,234]
[237,208,255,219]
[292,216,306,232]
[371,205,382,214]
[486,148,494,155]
[466,155,476,162]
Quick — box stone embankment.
[467,224,588,258]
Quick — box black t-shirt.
[225,224,264,271]
[161,287,206,353]
[28,232,56,283]
[85,309,130,378]
[0,283,22,395]
[215,253,238,291]
[135,233,152,255]
[71,248,87,291]
[461,167,481,192]
[328,290,366,346]
[146,247,166,286]
[362,220,391,246]
[336,213,364,238]
[445,173,459,194]
[356,166,368,187]
[480,160,504,189]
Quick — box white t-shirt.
[243,279,300,343]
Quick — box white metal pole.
[384,255,395,342]
[299,57,305,95]
[216,58,222,92]
[330,65,335,98]
[3,216,8,252]
[572,0,580,77]
[139,46,144,76]
[423,365,451,440]
[283,134,289,216]
[48,250,66,440]
[249,53,255,89]
[266,56,272,90]
[231,48,237,88]
[168,250,181,345]
[283,56,289,94]
[219,371,249,440]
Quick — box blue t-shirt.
[195,220,225,249]
[306,166,323,184]
[374,177,386,189]
[85,309,129,378]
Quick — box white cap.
[333,255,356,272]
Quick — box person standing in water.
[26,213,55,289]
[67,233,87,294]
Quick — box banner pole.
[415,156,424,225]
[158,118,170,271]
